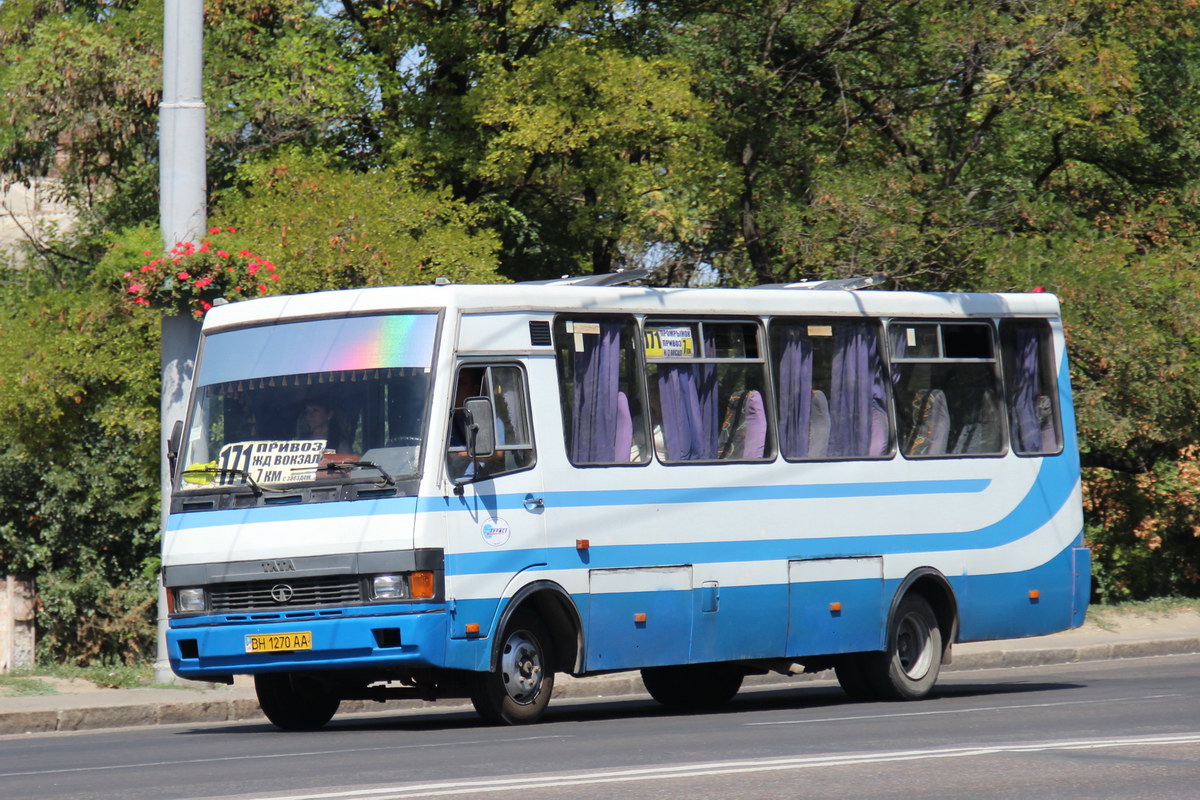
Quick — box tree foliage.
[0,258,162,662]
[217,152,503,291]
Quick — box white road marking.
[0,736,569,779]
[746,693,1185,725]
[220,733,1200,800]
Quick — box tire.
[869,594,943,701]
[833,654,879,700]
[640,663,744,710]
[471,611,555,725]
[254,672,340,731]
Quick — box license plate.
[244,631,313,654]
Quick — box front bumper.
[167,608,450,679]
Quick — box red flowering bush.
[123,227,282,318]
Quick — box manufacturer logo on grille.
[262,559,296,573]
[270,584,295,603]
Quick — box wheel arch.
[492,580,583,674]
[887,568,959,657]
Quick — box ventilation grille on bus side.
[529,321,552,346]
[209,577,363,612]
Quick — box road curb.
[947,636,1200,671]
[2,636,1197,735]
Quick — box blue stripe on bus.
[167,495,422,530]
[166,477,991,530]
[529,479,992,509]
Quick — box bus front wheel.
[254,672,340,730]
[471,611,555,725]
[870,594,943,700]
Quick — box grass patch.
[14,661,155,690]
[0,675,59,696]
[1087,597,1200,630]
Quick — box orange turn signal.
[829,602,842,613]
[410,571,435,599]
[576,539,590,550]
[465,623,481,635]
[634,613,647,623]
[1028,589,1041,600]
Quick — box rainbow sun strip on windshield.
[197,313,438,386]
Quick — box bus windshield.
[177,313,438,492]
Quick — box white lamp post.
[155,0,206,684]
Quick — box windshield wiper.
[179,466,287,496]
[322,460,396,487]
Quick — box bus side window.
[770,319,890,460]
[447,364,535,479]
[1000,321,1063,456]
[891,322,1005,458]
[553,317,649,466]
[644,320,772,463]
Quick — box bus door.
[444,362,546,640]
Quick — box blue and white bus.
[163,280,1089,728]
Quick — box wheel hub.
[896,611,933,680]
[499,631,543,704]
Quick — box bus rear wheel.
[254,672,340,730]
[869,594,943,700]
[471,611,555,725]
[641,663,743,710]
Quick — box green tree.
[215,151,502,291]
[0,0,363,242]
[0,230,163,662]
[655,0,1193,286]
[329,0,724,278]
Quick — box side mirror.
[464,396,496,458]
[167,419,184,480]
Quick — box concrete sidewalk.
[2,610,1196,735]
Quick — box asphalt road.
[3,654,1198,800]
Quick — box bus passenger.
[299,398,354,454]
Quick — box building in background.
[0,178,77,265]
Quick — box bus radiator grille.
[208,577,363,612]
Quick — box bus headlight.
[176,587,206,613]
[371,574,409,600]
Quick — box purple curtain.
[829,323,884,457]
[776,326,814,458]
[657,364,719,460]
[1010,324,1042,453]
[741,391,767,458]
[657,329,719,460]
[571,322,622,463]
